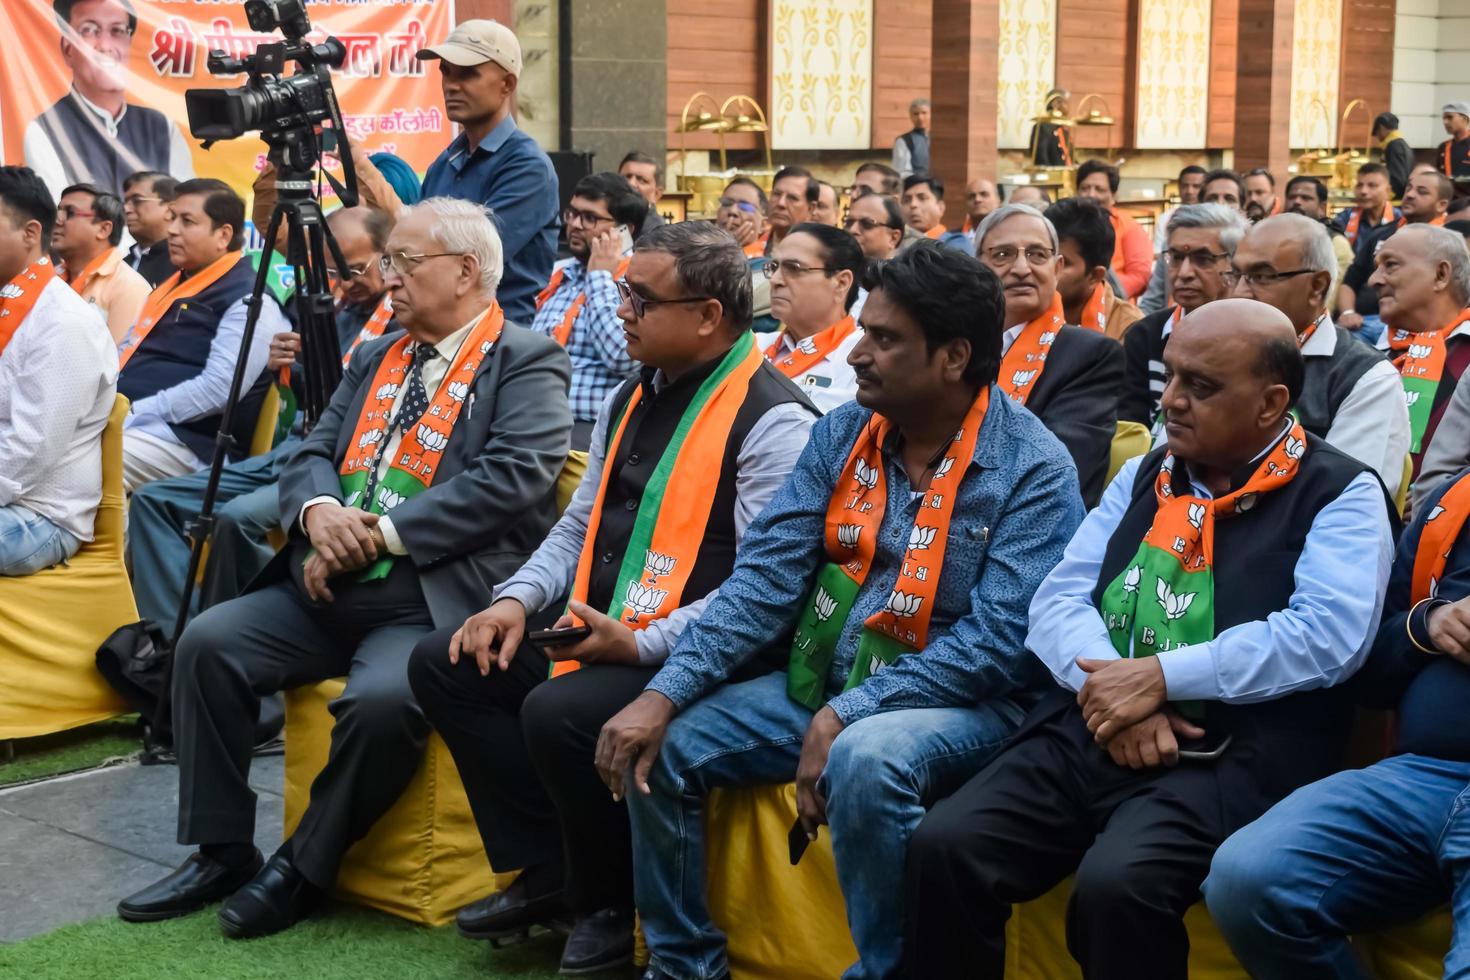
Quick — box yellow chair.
[558,449,589,515]
[1396,453,1413,518]
[0,395,133,738]
[1108,420,1153,485]
[250,384,282,458]
[283,678,516,925]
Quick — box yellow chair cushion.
[0,395,133,739]
[558,450,589,516]
[1108,420,1153,486]
[283,678,516,926]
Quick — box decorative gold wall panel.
[1289,0,1342,150]
[770,0,873,150]
[997,0,1057,150]
[1134,0,1211,149]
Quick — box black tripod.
[149,136,358,751]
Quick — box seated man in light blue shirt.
[904,298,1394,980]
[598,241,1085,980]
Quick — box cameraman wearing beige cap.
[418,20,559,323]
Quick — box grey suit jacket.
[269,320,574,629]
[1020,325,1123,508]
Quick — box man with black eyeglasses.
[407,221,815,975]
[843,193,904,261]
[26,0,194,201]
[122,171,178,287]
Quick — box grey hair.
[1402,225,1470,305]
[636,222,753,330]
[407,197,504,297]
[1253,212,1338,280]
[1166,203,1250,256]
[973,203,1059,255]
[910,98,931,111]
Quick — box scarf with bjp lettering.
[337,303,504,581]
[1097,420,1309,717]
[763,315,857,379]
[786,386,990,709]
[554,333,766,677]
[0,257,57,359]
[998,292,1066,404]
[1413,471,1470,602]
[119,251,243,368]
[1390,309,1470,453]
[534,258,634,346]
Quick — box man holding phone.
[407,222,817,976]
[529,172,648,447]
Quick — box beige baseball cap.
[417,19,522,75]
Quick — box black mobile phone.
[788,817,812,866]
[527,625,592,647]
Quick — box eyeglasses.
[122,195,160,209]
[379,251,464,276]
[762,259,834,279]
[718,197,760,215]
[562,206,614,228]
[1232,267,1314,288]
[614,279,714,320]
[56,206,96,222]
[72,22,134,43]
[1165,248,1233,271]
[330,255,381,283]
[981,245,1056,268]
[842,216,897,232]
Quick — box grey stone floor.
[0,756,285,943]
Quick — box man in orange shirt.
[52,182,148,343]
[1076,159,1151,300]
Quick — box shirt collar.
[420,309,482,363]
[1001,323,1023,353]
[642,342,736,396]
[448,115,518,168]
[1300,312,1336,357]
[70,86,124,131]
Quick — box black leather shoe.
[559,907,634,975]
[456,866,565,941]
[216,851,320,939]
[117,849,264,922]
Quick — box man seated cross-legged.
[599,241,1086,980]
[905,299,1395,979]
[116,198,572,938]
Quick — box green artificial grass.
[0,903,567,980]
[0,717,141,787]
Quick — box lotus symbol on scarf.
[1038,331,1056,346]
[1187,503,1205,530]
[813,586,838,623]
[1122,565,1141,593]
[624,581,668,619]
[1011,369,1037,388]
[480,340,494,355]
[377,487,405,511]
[1155,579,1196,620]
[909,525,937,550]
[0,284,21,299]
[868,654,887,677]
[1408,344,1433,360]
[836,523,862,549]
[375,382,400,402]
[415,424,448,453]
[854,459,879,490]
[934,456,955,480]
[1405,391,1421,408]
[344,490,362,508]
[1429,505,1446,522]
[885,589,923,618]
[643,550,676,581]
[1284,436,1305,460]
[447,380,469,403]
[796,336,818,355]
[359,427,384,449]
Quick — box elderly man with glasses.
[844,193,906,262]
[406,221,817,975]
[118,197,574,939]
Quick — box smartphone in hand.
[526,625,592,648]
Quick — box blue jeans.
[1204,753,1470,979]
[627,671,1025,980]
[0,504,80,576]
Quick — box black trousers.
[904,702,1228,980]
[172,563,435,889]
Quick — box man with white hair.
[1231,213,1411,496]
[116,198,574,939]
[974,203,1123,506]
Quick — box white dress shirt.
[0,277,119,542]
[754,324,863,415]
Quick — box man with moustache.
[1340,169,1455,330]
[1283,175,1355,303]
[842,193,905,262]
[1243,169,1283,223]
[764,167,819,258]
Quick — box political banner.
[0,0,455,213]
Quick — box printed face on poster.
[0,0,454,216]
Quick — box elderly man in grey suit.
[117,197,573,939]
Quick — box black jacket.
[1020,325,1123,507]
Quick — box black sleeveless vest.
[35,93,173,194]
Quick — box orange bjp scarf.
[0,257,57,359]
[763,315,857,378]
[119,250,243,369]
[998,292,1065,404]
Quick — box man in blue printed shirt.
[532,172,648,446]
[597,241,1085,980]
[417,20,558,324]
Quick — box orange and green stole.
[762,315,857,379]
[337,304,505,580]
[1389,309,1470,453]
[786,386,990,708]
[555,334,766,677]
[997,292,1065,405]
[276,294,396,445]
[1414,471,1470,602]
[1097,422,1308,716]
[0,257,57,358]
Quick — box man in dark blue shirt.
[417,20,558,323]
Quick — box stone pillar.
[564,0,668,168]
[930,0,999,225]
[1233,0,1295,173]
